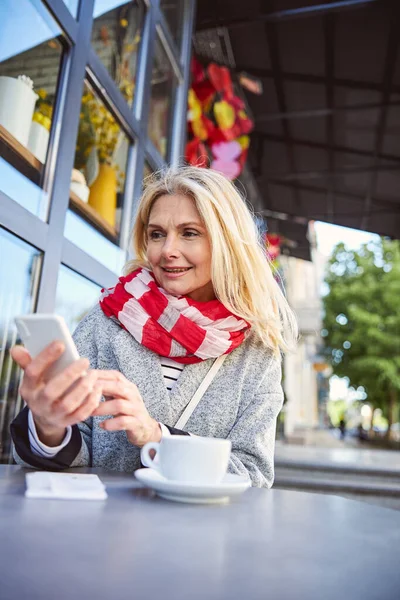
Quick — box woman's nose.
[161,235,180,258]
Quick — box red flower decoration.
[191,56,205,84]
[266,234,282,261]
[207,63,234,100]
[185,138,208,168]
[187,58,255,179]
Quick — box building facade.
[279,224,330,441]
[0,0,196,463]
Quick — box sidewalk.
[274,428,400,511]
[275,428,400,473]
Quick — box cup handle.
[140,442,160,470]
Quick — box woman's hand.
[11,342,102,446]
[92,370,162,447]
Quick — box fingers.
[10,346,32,369]
[97,379,140,403]
[92,398,136,418]
[95,370,124,382]
[51,370,98,417]
[63,385,103,427]
[100,415,139,432]
[43,357,90,400]
[24,341,65,384]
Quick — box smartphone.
[14,314,80,380]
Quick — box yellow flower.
[237,135,250,150]
[188,89,202,122]
[42,116,52,131]
[120,18,128,27]
[192,118,208,141]
[37,88,47,99]
[32,112,43,124]
[214,101,235,129]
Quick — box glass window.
[0,157,48,219]
[64,210,127,274]
[62,0,80,18]
[0,0,64,218]
[91,0,145,106]
[148,35,177,157]
[0,228,41,463]
[55,266,102,334]
[160,0,183,46]
[69,81,131,247]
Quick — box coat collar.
[110,327,213,427]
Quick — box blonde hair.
[124,166,298,354]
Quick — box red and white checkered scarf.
[99,268,250,364]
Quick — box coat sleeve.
[226,354,284,488]
[11,309,99,470]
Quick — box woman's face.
[146,194,215,302]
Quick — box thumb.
[10,345,32,370]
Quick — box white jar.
[27,121,49,163]
[0,76,38,146]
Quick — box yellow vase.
[88,163,117,228]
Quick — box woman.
[10,166,297,487]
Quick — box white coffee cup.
[140,436,231,484]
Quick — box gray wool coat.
[13,305,284,488]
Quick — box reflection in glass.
[92,0,145,106]
[0,0,63,162]
[62,0,80,18]
[0,228,41,463]
[71,81,131,238]
[148,36,176,157]
[0,157,48,219]
[160,0,183,45]
[65,211,127,275]
[55,266,101,334]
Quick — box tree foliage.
[322,238,400,428]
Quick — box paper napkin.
[25,472,108,500]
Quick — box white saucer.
[134,468,251,504]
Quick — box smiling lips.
[162,267,192,273]
[161,266,192,278]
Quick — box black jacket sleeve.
[164,425,190,436]
[10,406,82,471]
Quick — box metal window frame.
[1,0,196,312]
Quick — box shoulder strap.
[174,354,227,430]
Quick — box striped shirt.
[29,357,186,458]
[160,357,185,391]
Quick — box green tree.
[322,238,400,437]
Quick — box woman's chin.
[159,279,190,296]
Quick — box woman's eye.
[183,230,199,238]
[149,231,164,240]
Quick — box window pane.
[64,210,127,274]
[69,81,131,253]
[148,36,176,157]
[160,0,183,45]
[92,0,145,106]
[0,228,41,463]
[0,0,64,218]
[0,157,48,219]
[62,0,80,18]
[55,266,101,334]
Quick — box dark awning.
[195,0,400,242]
